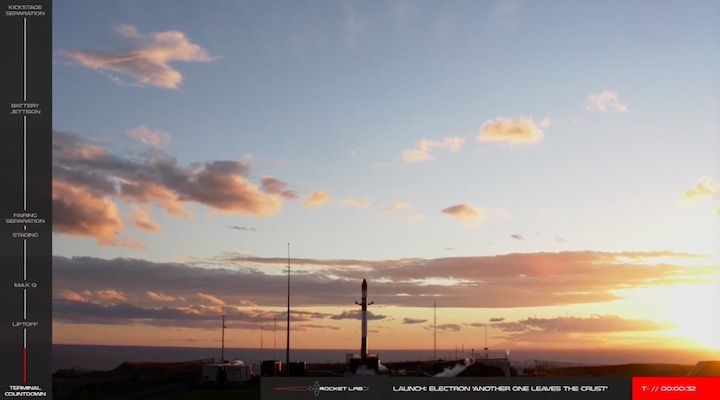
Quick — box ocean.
[52,344,720,372]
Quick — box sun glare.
[664,283,720,349]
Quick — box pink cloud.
[52,180,146,249]
[130,205,162,232]
[125,125,171,148]
[402,136,465,162]
[586,90,628,113]
[340,197,372,207]
[477,117,544,144]
[261,176,299,200]
[60,25,215,88]
[147,291,180,302]
[303,190,331,207]
[441,203,482,222]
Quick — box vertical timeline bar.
[24,116,27,210]
[1,1,53,397]
[23,330,27,384]
[24,17,27,101]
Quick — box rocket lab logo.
[274,381,370,397]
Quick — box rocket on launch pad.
[355,279,374,359]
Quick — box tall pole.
[484,324,488,350]
[221,315,226,363]
[274,317,277,360]
[433,301,436,361]
[261,326,264,361]
[286,243,290,376]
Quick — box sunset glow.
[53,0,720,358]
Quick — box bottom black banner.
[262,377,631,400]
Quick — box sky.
[51,0,720,355]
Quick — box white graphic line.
[24,18,27,100]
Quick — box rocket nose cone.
[362,279,367,289]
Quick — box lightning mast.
[286,243,290,376]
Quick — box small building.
[202,361,255,383]
[287,361,307,376]
[226,364,254,382]
[261,360,282,377]
[202,364,225,382]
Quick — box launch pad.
[348,355,380,374]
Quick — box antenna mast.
[484,323,488,351]
[274,317,277,360]
[221,315,226,363]
[433,301,437,360]
[286,243,290,376]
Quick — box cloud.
[682,177,719,201]
[330,310,387,320]
[586,90,628,113]
[402,136,465,162]
[146,291,180,302]
[197,293,226,306]
[130,205,162,232]
[58,290,89,302]
[437,323,462,332]
[441,204,482,222]
[382,202,411,212]
[52,130,288,244]
[555,236,568,243]
[295,324,341,331]
[52,299,324,329]
[494,315,672,336]
[303,190,331,207]
[489,317,505,323]
[511,234,523,240]
[229,225,256,232]
[398,213,424,222]
[60,25,215,88]
[381,202,422,221]
[539,117,552,128]
[125,125,170,148]
[57,289,128,302]
[261,176,299,200]
[236,299,257,307]
[51,250,718,330]
[52,180,146,249]
[340,197,372,207]
[403,318,427,324]
[477,117,544,144]
[96,289,127,301]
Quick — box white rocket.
[355,279,374,358]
